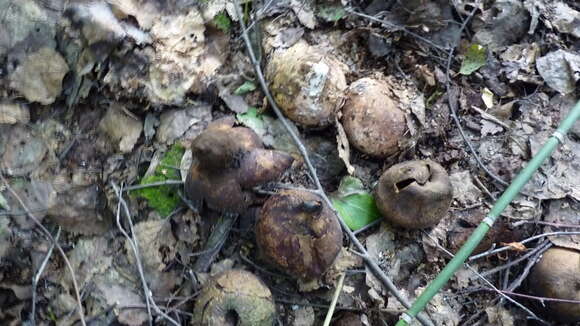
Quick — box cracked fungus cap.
[185,117,293,214]
[256,189,343,280]
[192,269,276,326]
[375,160,453,229]
[341,77,407,157]
[528,247,580,323]
[267,41,347,128]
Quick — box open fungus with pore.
[256,189,343,280]
[341,77,409,157]
[374,160,453,229]
[185,117,293,215]
[267,41,348,128]
[192,269,276,326]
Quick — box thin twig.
[111,182,180,326]
[232,3,434,325]
[422,231,548,325]
[0,174,87,326]
[512,220,580,229]
[447,86,509,187]
[113,182,153,325]
[118,304,194,318]
[504,242,551,294]
[345,8,450,52]
[470,105,511,130]
[323,273,346,326]
[498,290,580,304]
[469,231,580,261]
[476,240,551,278]
[122,180,183,192]
[275,298,361,312]
[353,218,382,236]
[472,287,580,304]
[31,227,61,326]
[442,6,509,188]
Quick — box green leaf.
[459,44,487,75]
[132,144,185,217]
[0,192,9,210]
[234,81,257,95]
[317,3,346,22]
[237,107,266,135]
[213,12,232,33]
[331,176,382,231]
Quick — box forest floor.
[0,0,579,325]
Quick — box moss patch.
[213,12,232,33]
[132,144,185,217]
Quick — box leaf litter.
[0,0,579,325]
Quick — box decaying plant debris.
[1,0,580,325]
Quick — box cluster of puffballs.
[187,41,579,324]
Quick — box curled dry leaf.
[256,189,343,280]
[499,241,527,252]
[0,102,30,125]
[335,117,355,174]
[8,47,69,105]
[375,160,453,229]
[1,124,48,176]
[98,104,143,153]
[47,184,111,235]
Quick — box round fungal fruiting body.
[185,118,293,214]
[192,269,276,326]
[374,160,453,229]
[334,313,364,326]
[256,189,343,279]
[267,41,347,128]
[341,77,407,157]
[528,247,580,323]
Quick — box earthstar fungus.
[192,269,276,326]
[374,160,453,229]
[256,189,343,280]
[528,247,580,323]
[267,41,348,128]
[185,117,293,215]
[341,77,408,157]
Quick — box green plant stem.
[396,100,580,326]
[323,273,346,326]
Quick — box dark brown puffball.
[374,160,452,229]
[528,247,580,323]
[333,312,364,326]
[267,41,347,128]
[192,269,276,326]
[185,117,293,214]
[256,189,343,279]
[341,77,407,157]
